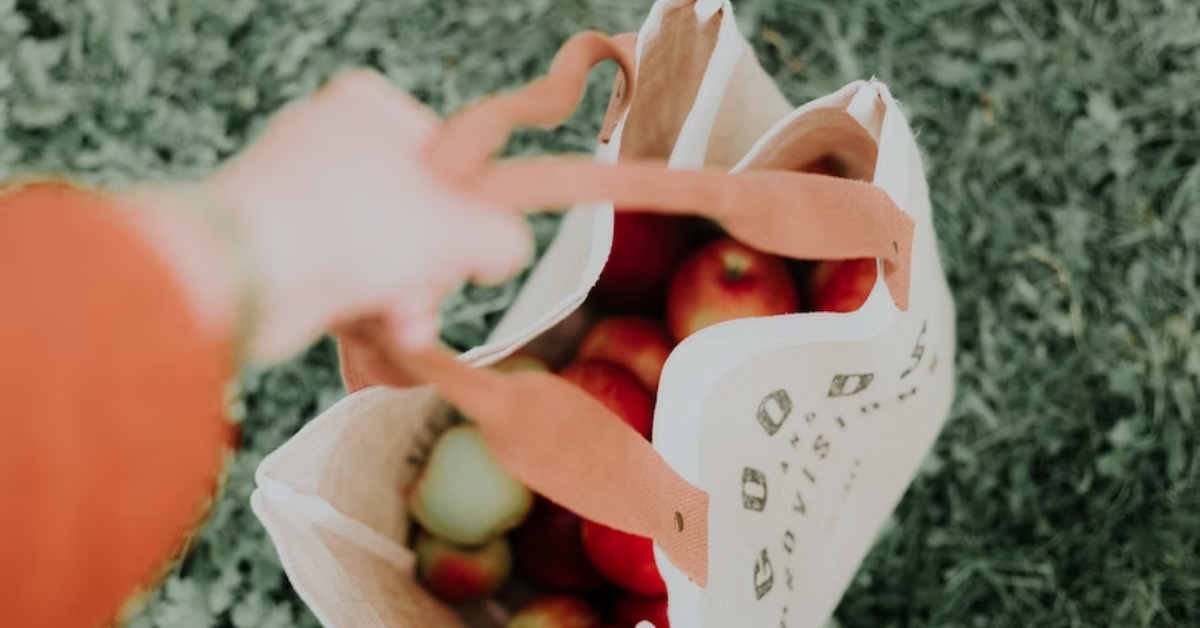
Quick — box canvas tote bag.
[251,3,956,628]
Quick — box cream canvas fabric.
[651,79,955,628]
[251,2,955,627]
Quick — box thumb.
[384,287,442,352]
[444,205,534,287]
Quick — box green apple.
[409,425,533,545]
[493,354,551,374]
[508,595,599,628]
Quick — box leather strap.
[338,320,711,586]
[424,32,639,186]
[599,33,639,144]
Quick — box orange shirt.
[0,184,234,628]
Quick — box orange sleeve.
[0,184,237,628]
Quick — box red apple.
[613,595,669,628]
[494,353,551,374]
[508,595,599,628]
[580,520,666,596]
[513,498,603,591]
[808,258,877,313]
[415,530,511,603]
[665,238,799,342]
[559,360,653,439]
[576,317,674,393]
[593,212,694,313]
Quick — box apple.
[808,258,877,313]
[494,353,551,374]
[508,595,599,628]
[613,595,669,628]
[560,360,654,440]
[415,530,511,603]
[513,498,603,590]
[409,425,534,546]
[665,238,799,342]
[576,317,674,393]
[592,212,695,313]
[580,520,666,596]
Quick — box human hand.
[154,70,534,363]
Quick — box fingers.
[375,207,528,354]
[316,68,441,144]
[444,205,535,287]
[321,68,533,289]
[385,287,442,351]
[327,67,532,289]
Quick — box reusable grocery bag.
[251,2,956,628]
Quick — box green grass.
[3,0,1199,626]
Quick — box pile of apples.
[405,213,877,628]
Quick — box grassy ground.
[4,0,1199,626]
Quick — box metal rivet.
[674,511,684,532]
[892,241,899,253]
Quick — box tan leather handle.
[598,33,638,144]
[339,319,710,586]
[469,152,913,309]
[423,31,638,186]
[423,31,913,310]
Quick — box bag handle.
[423,32,912,309]
[336,31,917,587]
[598,32,638,144]
[423,33,638,187]
[337,320,712,586]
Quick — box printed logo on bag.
[737,321,939,611]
